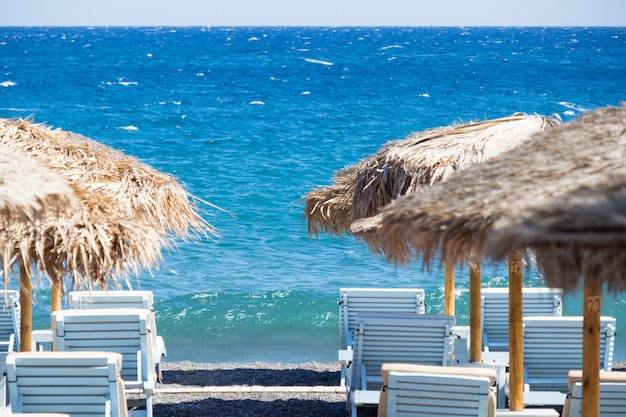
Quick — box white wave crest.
[0,80,16,87]
[558,101,587,112]
[249,101,266,105]
[305,58,333,66]
[118,81,138,86]
[380,45,404,50]
[118,125,138,131]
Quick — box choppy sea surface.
[1,26,626,363]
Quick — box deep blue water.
[1,26,626,363]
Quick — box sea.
[1,26,625,364]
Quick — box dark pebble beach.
[152,360,626,417]
[152,361,377,417]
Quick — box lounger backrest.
[52,308,155,394]
[379,363,497,417]
[522,316,616,392]
[339,288,426,350]
[6,351,128,417]
[384,370,495,417]
[481,287,562,352]
[0,290,20,351]
[563,370,626,417]
[352,313,456,391]
[68,290,153,310]
[68,290,166,364]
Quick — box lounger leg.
[146,394,153,417]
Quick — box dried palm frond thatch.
[0,117,219,350]
[0,118,217,291]
[484,111,626,293]
[0,118,214,241]
[0,191,164,290]
[353,105,626,292]
[0,147,79,282]
[305,113,560,239]
[0,147,76,223]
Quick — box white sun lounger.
[51,308,156,417]
[379,363,497,417]
[338,288,425,385]
[562,369,626,417]
[68,290,167,369]
[481,287,562,353]
[519,316,616,407]
[0,290,20,352]
[346,313,456,417]
[5,351,128,417]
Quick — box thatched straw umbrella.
[351,104,626,413]
[305,114,559,239]
[483,106,626,417]
[305,113,559,364]
[0,147,78,283]
[0,118,215,350]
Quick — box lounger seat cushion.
[379,363,497,417]
[567,370,626,389]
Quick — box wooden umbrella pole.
[51,277,62,311]
[51,276,62,330]
[444,263,455,316]
[19,263,32,352]
[469,254,482,363]
[508,250,524,411]
[582,268,601,417]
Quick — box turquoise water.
[1,26,626,362]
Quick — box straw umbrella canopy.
[351,104,626,413]
[0,118,212,242]
[487,171,626,292]
[305,113,559,364]
[483,106,626,417]
[305,114,559,240]
[0,118,215,350]
[351,106,626,268]
[0,147,79,283]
